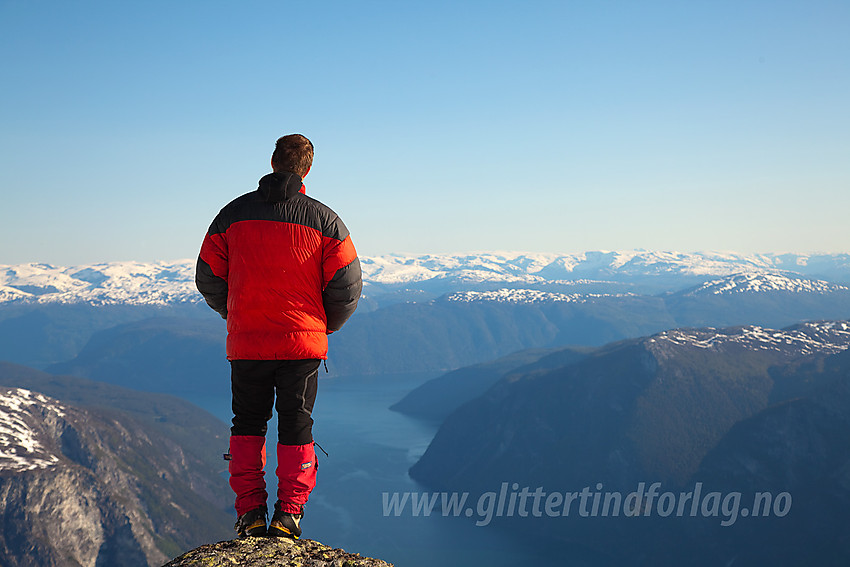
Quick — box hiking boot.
[234,506,268,538]
[268,501,303,539]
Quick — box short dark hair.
[271,134,314,177]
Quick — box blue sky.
[1,0,848,265]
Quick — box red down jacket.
[195,171,361,360]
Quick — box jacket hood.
[258,172,305,203]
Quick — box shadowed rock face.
[162,537,393,567]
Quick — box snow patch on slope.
[445,289,584,304]
[648,321,850,358]
[0,388,66,472]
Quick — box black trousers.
[230,359,320,446]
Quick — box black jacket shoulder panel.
[208,181,350,242]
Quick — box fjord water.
[188,372,570,567]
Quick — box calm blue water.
[188,372,570,566]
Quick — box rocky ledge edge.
[162,536,393,567]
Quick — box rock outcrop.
[163,537,393,567]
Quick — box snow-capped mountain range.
[0,261,198,306]
[1,251,849,306]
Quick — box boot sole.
[268,525,299,539]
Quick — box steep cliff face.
[0,385,232,567]
[163,537,393,567]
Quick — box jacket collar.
[258,172,305,203]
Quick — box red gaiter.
[229,435,267,516]
[276,442,317,513]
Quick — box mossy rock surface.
[163,537,393,567]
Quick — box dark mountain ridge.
[46,316,228,395]
[408,321,850,565]
[389,344,594,421]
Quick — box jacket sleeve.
[321,216,362,333]
[195,217,229,319]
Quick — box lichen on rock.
[162,537,393,567]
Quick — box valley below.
[1,250,849,565]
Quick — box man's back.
[196,170,361,360]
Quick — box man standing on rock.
[195,134,361,539]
